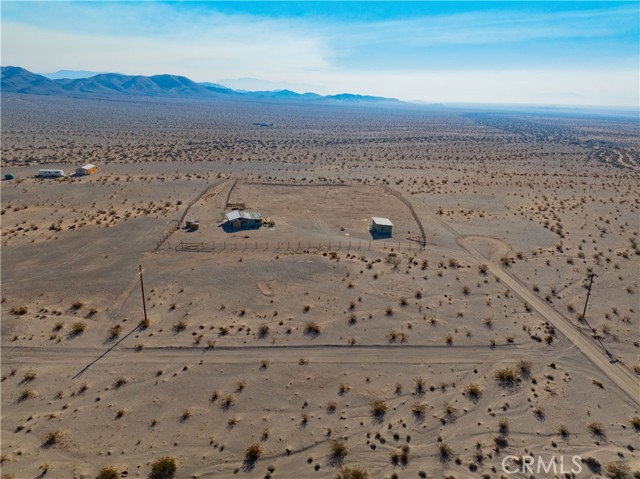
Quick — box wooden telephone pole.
[139,265,148,325]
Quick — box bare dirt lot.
[2,94,639,479]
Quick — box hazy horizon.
[2,1,639,107]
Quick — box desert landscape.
[1,92,639,479]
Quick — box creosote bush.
[370,400,388,419]
[149,456,177,479]
[245,443,263,462]
[335,465,370,479]
[330,440,348,461]
[96,466,120,479]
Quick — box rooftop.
[371,217,393,226]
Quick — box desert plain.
[1,94,639,479]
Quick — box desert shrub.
[606,461,630,479]
[43,430,64,447]
[370,400,388,419]
[630,416,640,431]
[245,443,263,462]
[149,456,177,479]
[139,318,150,330]
[464,383,483,401]
[23,370,37,382]
[498,417,509,434]
[411,402,427,419]
[587,421,606,438]
[330,440,348,461]
[390,445,410,466]
[558,424,570,438]
[96,466,120,479]
[414,376,426,394]
[114,377,128,389]
[305,322,321,336]
[335,465,370,479]
[109,325,123,339]
[71,322,87,335]
[10,306,28,315]
[494,367,520,387]
[516,359,532,376]
[18,389,35,402]
[71,300,84,310]
[439,442,453,462]
[173,320,187,333]
[582,457,602,474]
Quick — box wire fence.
[382,184,427,247]
[171,238,425,254]
[155,177,229,251]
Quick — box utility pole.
[580,273,614,362]
[139,265,148,325]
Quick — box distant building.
[75,164,97,176]
[370,217,393,236]
[37,169,65,178]
[224,210,264,229]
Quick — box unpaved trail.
[415,198,640,406]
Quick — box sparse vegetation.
[149,456,177,479]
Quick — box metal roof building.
[226,211,263,222]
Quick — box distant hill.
[1,66,65,95]
[1,66,402,104]
[39,69,104,80]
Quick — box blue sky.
[2,1,638,106]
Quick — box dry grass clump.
[463,383,483,401]
[438,442,454,462]
[630,416,640,431]
[139,318,150,330]
[10,306,28,315]
[335,465,370,479]
[387,330,407,343]
[414,376,426,394]
[113,377,128,389]
[18,389,36,402]
[370,400,388,420]
[305,322,321,336]
[173,320,187,333]
[330,440,348,462]
[606,461,631,479]
[42,430,65,447]
[245,442,263,462]
[494,367,520,388]
[516,359,532,376]
[96,466,120,479]
[390,445,410,466]
[587,421,606,438]
[149,456,177,479]
[412,402,427,420]
[71,322,87,335]
[109,324,123,339]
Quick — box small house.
[37,169,65,178]
[224,210,263,229]
[75,164,97,176]
[370,217,393,236]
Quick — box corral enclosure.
[1,93,639,479]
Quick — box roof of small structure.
[80,164,96,169]
[371,217,393,226]
[226,210,263,221]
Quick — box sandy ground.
[1,94,639,479]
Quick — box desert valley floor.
[1,94,639,479]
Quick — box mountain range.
[1,66,401,104]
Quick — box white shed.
[370,217,393,235]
